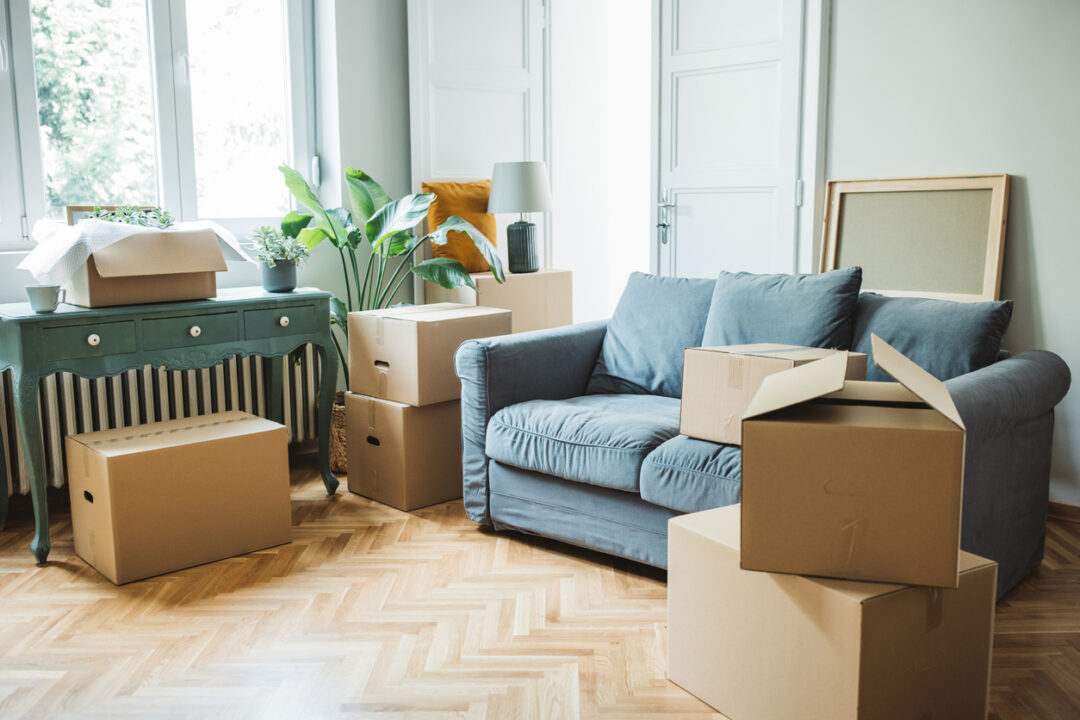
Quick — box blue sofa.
[454,272,1071,599]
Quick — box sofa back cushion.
[852,292,1014,380]
[701,267,863,348]
[587,272,716,397]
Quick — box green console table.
[0,286,339,563]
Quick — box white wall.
[549,0,651,322]
[825,0,1080,503]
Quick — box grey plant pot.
[260,260,298,293]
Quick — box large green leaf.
[374,231,417,258]
[345,168,392,226]
[411,257,478,290]
[280,211,313,238]
[279,165,350,247]
[425,215,505,282]
[297,227,328,250]
[329,296,349,338]
[366,193,435,252]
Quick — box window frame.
[0,0,317,250]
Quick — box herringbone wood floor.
[0,457,1078,719]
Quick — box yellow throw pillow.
[422,180,497,273]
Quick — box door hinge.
[310,155,321,188]
[20,216,29,240]
[795,179,805,208]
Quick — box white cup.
[26,284,66,313]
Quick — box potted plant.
[251,225,310,293]
[276,164,503,473]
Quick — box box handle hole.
[83,490,94,503]
[374,360,390,369]
[366,435,380,446]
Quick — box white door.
[654,0,804,277]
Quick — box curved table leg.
[0,424,8,532]
[13,371,49,563]
[315,341,339,495]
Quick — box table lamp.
[487,161,553,274]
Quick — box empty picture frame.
[819,174,1010,301]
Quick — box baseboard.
[1048,501,1080,524]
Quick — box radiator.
[1,346,321,496]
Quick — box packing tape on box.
[926,587,944,631]
[367,398,377,430]
[376,317,385,345]
[727,356,745,390]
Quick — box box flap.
[742,352,851,420]
[871,335,965,429]
[69,411,282,456]
[92,230,228,278]
[358,302,468,319]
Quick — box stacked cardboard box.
[669,335,997,719]
[424,269,573,333]
[345,303,512,511]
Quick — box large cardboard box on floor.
[64,229,230,307]
[680,344,867,445]
[348,303,511,406]
[425,268,573,333]
[741,334,967,587]
[65,411,291,585]
[669,505,996,720]
[345,392,463,511]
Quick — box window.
[0,0,315,249]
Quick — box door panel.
[657,0,803,277]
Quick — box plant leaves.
[425,215,505,282]
[280,211,313,238]
[374,231,416,258]
[329,296,349,338]
[297,227,328,250]
[345,168,392,226]
[279,165,350,247]
[366,193,435,252]
[411,257,478,291]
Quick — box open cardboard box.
[680,344,867,445]
[740,334,967,588]
[425,269,573,333]
[669,505,996,720]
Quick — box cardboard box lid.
[672,506,994,603]
[694,343,866,363]
[353,302,509,323]
[743,335,964,430]
[92,230,228,278]
[68,411,283,457]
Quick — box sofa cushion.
[486,394,681,493]
[587,272,716,397]
[701,267,863,349]
[640,435,742,513]
[853,292,1014,381]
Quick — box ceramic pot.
[260,260,297,293]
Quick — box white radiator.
[1,346,321,496]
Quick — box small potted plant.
[251,225,310,293]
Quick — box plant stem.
[331,325,349,388]
[375,254,387,308]
[358,254,376,310]
[338,247,354,312]
[376,255,412,308]
[348,250,362,312]
[383,264,413,308]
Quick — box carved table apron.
[0,286,339,563]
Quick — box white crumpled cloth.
[19,218,253,285]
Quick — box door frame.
[649,0,831,275]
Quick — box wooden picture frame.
[64,205,156,226]
[819,174,1010,302]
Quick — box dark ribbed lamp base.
[507,221,539,274]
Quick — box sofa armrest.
[945,350,1071,441]
[454,320,608,524]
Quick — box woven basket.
[330,391,348,474]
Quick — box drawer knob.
[189,325,202,338]
[87,333,101,347]
[279,316,290,328]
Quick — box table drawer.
[43,321,137,360]
[143,312,240,350]
[244,305,319,339]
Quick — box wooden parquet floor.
[0,456,1077,719]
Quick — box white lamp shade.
[487,161,553,214]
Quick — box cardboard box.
[65,411,291,585]
[425,269,573,333]
[345,392,462,511]
[64,229,228,307]
[740,334,967,587]
[668,505,996,720]
[348,303,512,406]
[680,344,867,445]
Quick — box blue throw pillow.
[852,292,1013,381]
[587,272,716,398]
[701,267,863,348]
